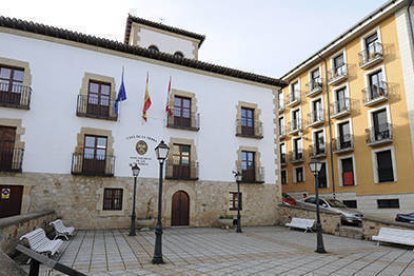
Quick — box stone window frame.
[97,185,128,217]
[73,127,115,176]
[78,73,117,119]
[0,57,32,109]
[0,118,25,171]
[235,146,264,183]
[236,101,263,139]
[167,89,199,131]
[166,137,198,180]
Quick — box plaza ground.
[20,226,414,275]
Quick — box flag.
[142,72,152,121]
[165,77,173,117]
[114,68,127,114]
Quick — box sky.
[0,0,388,78]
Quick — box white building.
[0,15,284,228]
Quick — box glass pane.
[13,70,24,81]
[101,84,110,95]
[0,67,11,79]
[183,109,191,118]
[182,145,191,153]
[183,99,191,108]
[85,136,96,148]
[97,137,107,148]
[0,80,9,91]
[100,96,110,106]
[88,95,98,104]
[84,148,94,159]
[89,82,99,93]
[96,149,106,159]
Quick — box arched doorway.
[171,190,190,226]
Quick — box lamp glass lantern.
[235,174,242,182]
[131,163,140,177]
[155,140,170,161]
[309,158,322,175]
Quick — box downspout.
[317,53,336,199]
[407,0,414,45]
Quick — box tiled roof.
[0,16,285,87]
[124,15,206,47]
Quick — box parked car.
[298,196,363,225]
[282,193,296,206]
[395,213,414,223]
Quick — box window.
[341,157,354,186]
[311,99,323,123]
[0,126,19,171]
[372,108,390,142]
[82,135,107,175]
[333,54,345,73]
[172,144,191,179]
[241,151,255,182]
[0,65,25,105]
[338,121,352,149]
[148,45,159,52]
[343,200,357,209]
[295,167,304,183]
[241,107,255,136]
[86,80,111,117]
[318,163,327,188]
[368,70,386,100]
[290,81,299,102]
[278,91,284,110]
[174,51,184,58]
[293,138,303,160]
[376,150,394,182]
[280,143,286,164]
[314,130,325,155]
[281,170,287,185]
[377,199,399,209]
[103,188,123,210]
[365,33,379,57]
[174,96,192,128]
[229,192,242,211]
[279,117,285,136]
[310,68,321,90]
[292,109,301,131]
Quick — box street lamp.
[152,140,170,264]
[233,171,242,233]
[129,163,140,236]
[309,157,327,254]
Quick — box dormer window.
[148,45,159,53]
[174,51,184,58]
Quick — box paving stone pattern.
[27,227,414,275]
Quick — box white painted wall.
[0,32,277,184]
[138,27,196,58]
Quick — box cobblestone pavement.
[27,226,414,275]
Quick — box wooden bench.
[285,217,315,232]
[372,227,414,250]
[20,228,63,256]
[50,219,75,240]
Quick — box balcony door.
[314,130,325,155]
[338,122,351,149]
[241,151,255,182]
[82,135,107,175]
[368,70,385,99]
[335,87,347,112]
[341,158,354,186]
[0,126,16,171]
[333,54,345,76]
[87,81,110,117]
[241,107,254,136]
[365,33,379,57]
[0,65,24,105]
[372,109,388,140]
[292,109,300,130]
[174,96,191,128]
[312,99,322,122]
[173,144,191,179]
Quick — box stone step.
[337,225,364,240]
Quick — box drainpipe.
[317,53,336,199]
[407,0,414,46]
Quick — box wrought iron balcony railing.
[0,147,24,172]
[0,83,31,109]
[166,160,199,180]
[331,98,351,118]
[290,151,304,163]
[328,64,348,85]
[76,95,118,121]
[280,153,287,165]
[307,109,325,127]
[287,119,302,134]
[286,90,301,106]
[239,166,265,183]
[309,145,326,158]
[236,119,263,139]
[166,112,200,131]
[366,123,393,146]
[359,42,384,69]
[71,153,115,176]
[363,81,388,106]
[333,134,354,153]
[306,80,323,97]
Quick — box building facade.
[279,0,414,217]
[0,16,283,228]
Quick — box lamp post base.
[151,256,164,264]
[129,214,136,236]
[315,223,327,254]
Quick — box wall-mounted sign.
[1,188,10,199]
[126,134,158,166]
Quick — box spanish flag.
[142,72,152,122]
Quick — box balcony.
[240,166,265,183]
[328,64,348,86]
[333,135,354,154]
[286,91,301,107]
[306,80,323,97]
[307,109,325,127]
[166,160,199,180]
[236,119,263,139]
[71,153,115,176]
[366,124,393,146]
[76,95,118,121]
[0,147,24,172]
[166,112,200,131]
[288,119,302,135]
[359,42,384,69]
[0,83,31,110]
[331,98,351,119]
[280,153,287,166]
[279,126,286,140]
[290,151,304,164]
[309,145,326,158]
[363,82,388,106]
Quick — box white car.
[299,196,363,225]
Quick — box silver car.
[300,196,363,225]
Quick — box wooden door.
[86,81,110,117]
[0,126,16,171]
[0,185,23,218]
[171,191,189,226]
